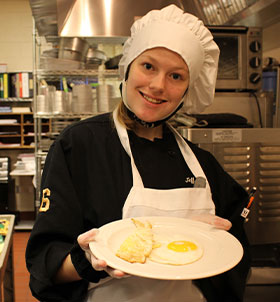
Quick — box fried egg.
[149,234,203,265]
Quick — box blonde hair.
[116,101,136,131]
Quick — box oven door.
[213,32,247,90]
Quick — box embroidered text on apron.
[86,109,215,301]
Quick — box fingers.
[90,256,107,271]
[77,229,99,250]
[191,214,232,231]
[77,229,129,279]
[89,254,128,279]
[106,267,128,279]
[212,216,232,231]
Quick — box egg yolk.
[167,241,197,252]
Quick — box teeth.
[143,94,162,104]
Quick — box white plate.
[89,216,243,280]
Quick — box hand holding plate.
[190,214,232,231]
[77,228,128,279]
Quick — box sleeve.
[25,136,107,302]
[192,147,251,302]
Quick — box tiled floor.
[13,231,38,302]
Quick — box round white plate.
[89,216,243,280]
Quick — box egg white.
[149,234,203,265]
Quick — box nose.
[149,72,165,92]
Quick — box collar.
[125,103,183,128]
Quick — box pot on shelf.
[58,37,90,62]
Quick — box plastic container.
[262,71,277,95]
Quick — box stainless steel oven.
[179,127,280,288]
[178,127,280,246]
[208,26,263,91]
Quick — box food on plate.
[115,218,154,263]
[115,218,204,266]
[149,233,203,265]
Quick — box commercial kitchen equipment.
[179,127,280,288]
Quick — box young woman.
[26,5,250,302]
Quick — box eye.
[143,63,153,70]
[171,73,182,80]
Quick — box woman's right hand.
[77,229,128,279]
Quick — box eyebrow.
[140,54,188,72]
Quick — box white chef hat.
[119,4,220,114]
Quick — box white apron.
[86,110,215,302]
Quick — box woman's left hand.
[190,214,232,231]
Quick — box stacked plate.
[97,84,118,113]
[72,84,93,114]
[52,91,67,114]
[36,95,48,114]
[36,86,56,114]
[39,57,84,70]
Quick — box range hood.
[200,0,280,28]
[30,0,188,38]
[29,0,280,38]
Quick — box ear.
[119,82,123,97]
[125,64,131,80]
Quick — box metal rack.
[36,69,119,79]
[32,23,121,214]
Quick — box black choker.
[126,103,183,128]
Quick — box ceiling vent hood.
[30,0,192,38]
[200,0,280,28]
[57,0,190,37]
[29,0,280,39]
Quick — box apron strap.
[113,109,144,187]
[167,123,207,182]
[113,109,208,188]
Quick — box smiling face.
[125,47,190,123]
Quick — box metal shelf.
[34,112,97,119]
[32,27,121,216]
[36,69,120,80]
[0,98,33,102]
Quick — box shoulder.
[63,112,113,135]
[186,140,218,166]
[48,112,119,156]
[59,113,115,143]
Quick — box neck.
[134,124,163,141]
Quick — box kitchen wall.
[0,0,33,72]
[263,22,280,62]
[0,0,279,71]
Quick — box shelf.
[0,112,50,149]
[0,112,32,115]
[0,98,33,102]
[36,69,120,80]
[14,220,34,231]
[34,113,95,119]
[44,35,127,45]
[0,146,33,149]
[33,32,123,218]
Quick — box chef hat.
[119,4,220,114]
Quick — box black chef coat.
[26,113,250,302]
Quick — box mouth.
[140,92,166,104]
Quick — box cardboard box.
[14,176,34,212]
